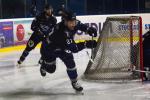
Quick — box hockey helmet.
[44,4,53,11]
[63,11,76,21]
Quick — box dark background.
[0,0,150,19]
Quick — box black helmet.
[44,4,53,11]
[63,11,76,21]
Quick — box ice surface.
[0,49,150,100]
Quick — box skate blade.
[16,64,39,68]
[75,90,84,95]
[16,63,22,68]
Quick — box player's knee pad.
[42,61,56,73]
[62,54,75,68]
[67,67,78,80]
[46,64,56,73]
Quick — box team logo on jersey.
[40,24,49,32]
[28,40,34,47]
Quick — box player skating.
[132,30,150,80]
[142,30,150,80]
[39,11,97,92]
[17,4,57,66]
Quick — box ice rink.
[0,48,150,100]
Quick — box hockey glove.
[67,43,79,53]
[87,27,97,37]
[85,40,97,48]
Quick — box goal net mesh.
[84,16,143,81]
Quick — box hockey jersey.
[31,12,57,37]
[42,20,88,51]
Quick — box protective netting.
[84,16,143,81]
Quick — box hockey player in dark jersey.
[142,30,150,80]
[132,30,150,80]
[17,4,57,65]
[40,11,97,92]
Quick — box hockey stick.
[91,35,94,60]
[16,63,39,68]
[86,32,97,63]
[133,69,150,74]
[130,66,150,74]
[86,51,94,63]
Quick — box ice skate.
[38,59,43,65]
[71,81,83,94]
[40,67,46,77]
[16,60,23,68]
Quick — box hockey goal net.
[84,16,143,81]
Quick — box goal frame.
[84,16,144,82]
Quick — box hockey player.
[17,4,57,65]
[142,30,150,80]
[40,11,97,92]
[132,30,150,80]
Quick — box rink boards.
[0,13,150,51]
